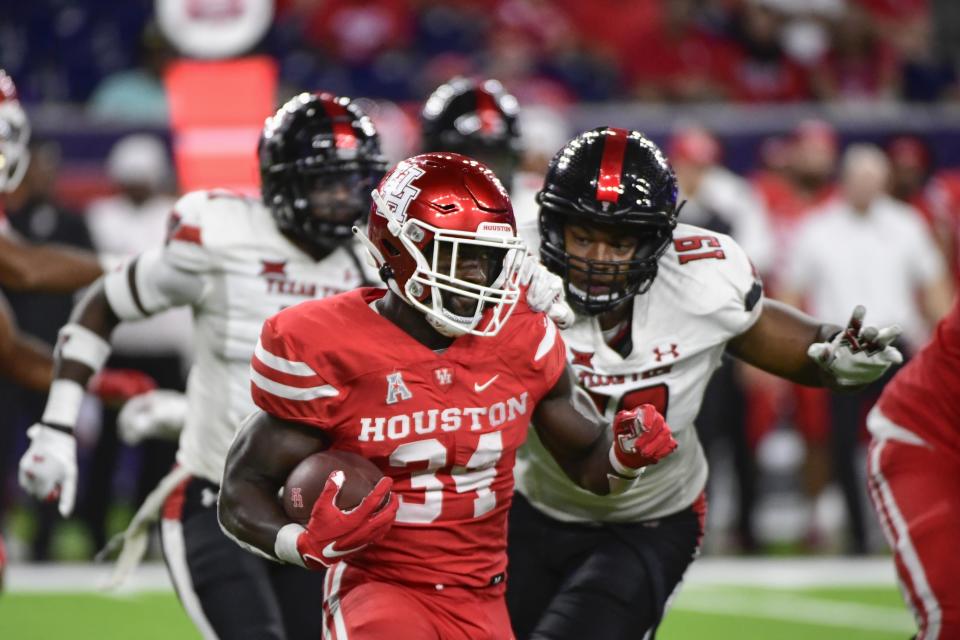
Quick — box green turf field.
[0,584,913,639]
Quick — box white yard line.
[672,589,916,634]
[683,557,900,588]
[5,557,899,594]
[6,563,173,593]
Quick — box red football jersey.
[878,297,960,457]
[251,287,566,588]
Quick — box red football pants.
[322,563,513,640]
[866,414,960,640]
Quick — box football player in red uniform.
[18,93,388,638]
[219,152,674,640]
[867,297,960,640]
[507,128,905,640]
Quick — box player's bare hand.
[807,305,903,387]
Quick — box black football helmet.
[420,77,521,190]
[260,92,388,255]
[538,127,680,314]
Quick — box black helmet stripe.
[596,128,628,204]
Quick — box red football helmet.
[0,70,30,193]
[358,152,526,337]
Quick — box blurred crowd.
[2,0,957,117]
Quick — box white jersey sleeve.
[668,226,764,339]
[103,191,215,321]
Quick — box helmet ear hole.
[381,239,402,257]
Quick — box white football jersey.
[141,190,372,483]
[516,223,764,522]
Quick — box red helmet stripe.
[475,89,500,134]
[596,128,628,203]
[318,96,358,149]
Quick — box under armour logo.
[570,349,595,369]
[260,260,287,278]
[434,367,453,388]
[652,344,679,362]
[386,371,413,405]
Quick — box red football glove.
[88,369,157,404]
[611,404,678,474]
[296,471,399,570]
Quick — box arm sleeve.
[103,192,217,320]
[250,314,340,429]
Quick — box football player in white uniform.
[18,92,387,639]
[507,128,904,639]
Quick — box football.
[282,450,384,524]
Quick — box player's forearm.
[219,412,326,560]
[0,239,102,293]
[219,430,292,558]
[728,299,840,387]
[534,418,614,495]
[40,282,120,432]
[218,473,289,558]
[5,334,54,392]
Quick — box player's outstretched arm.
[18,250,203,516]
[0,234,102,293]
[532,366,678,495]
[727,299,901,390]
[219,411,398,570]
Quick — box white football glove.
[18,424,78,517]
[807,305,903,387]
[117,390,187,445]
[518,254,576,329]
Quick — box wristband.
[607,472,642,495]
[274,523,307,568]
[40,379,86,431]
[58,323,111,372]
[609,444,644,478]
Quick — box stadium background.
[2,0,957,637]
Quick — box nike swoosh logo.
[317,541,369,560]
[474,375,499,393]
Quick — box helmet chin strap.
[426,314,467,338]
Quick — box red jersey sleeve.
[250,312,340,429]
[499,305,568,403]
